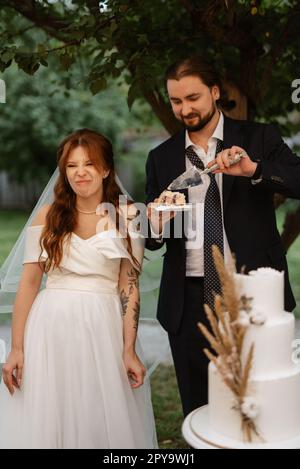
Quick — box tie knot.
[185,145,204,171]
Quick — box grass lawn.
[151,365,188,449]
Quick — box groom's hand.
[207,145,258,178]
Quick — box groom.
[145,56,300,417]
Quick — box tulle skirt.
[0,288,158,449]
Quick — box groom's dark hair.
[165,56,235,111]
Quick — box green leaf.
[29,62,40,75]
[90,78,107,95]
[1,49,15,64]
[40,57,48,67]
[14,51,41,76]
[137,34,149,45]
[111,67,122,78]
[59,53,75,71]
[37,44,47,55]
[0,58,7,72]
[127,81,140,110]
[69,30,85,41]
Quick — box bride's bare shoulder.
[31,204,52,226]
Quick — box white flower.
[250,310,266,326]
[237,310,250,328]
[241,397,259,420]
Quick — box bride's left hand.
[123,350,147,389]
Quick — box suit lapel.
[222,116,244,213]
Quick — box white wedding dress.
[0,225,158,449]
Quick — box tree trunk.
[222,80,248,120]
[143,90,181,136]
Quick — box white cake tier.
[234,268,284,321]
[209,363,300,442]
[241,312,295,378]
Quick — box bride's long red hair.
[39,128,140,273]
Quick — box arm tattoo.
[120,289,129,316]
[133,300,140,331]
[127,267,138,294]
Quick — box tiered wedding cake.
[208,268,300,445]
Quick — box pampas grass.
[198,245,263,442]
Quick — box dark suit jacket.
[145,115,300,334]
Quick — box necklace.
[76,201,103,215]
[76,206,99,214]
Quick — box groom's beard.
[181,105,217,132]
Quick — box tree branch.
[45,39,82,55]
[0,0,73,41]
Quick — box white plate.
[154,204,192,212]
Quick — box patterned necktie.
[185,141,224,308]
[186,145,205,171]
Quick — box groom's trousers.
[168,276,210,418]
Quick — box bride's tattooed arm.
[118,258,141,350]
[118,256,146,388]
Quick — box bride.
[0,128,158,449]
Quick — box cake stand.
[182,405,300,449]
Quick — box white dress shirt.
[185,111,232,277]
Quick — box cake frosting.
[208,267,300,443]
